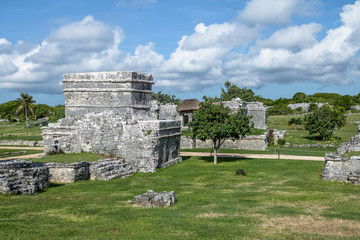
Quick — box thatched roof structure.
[176,99,200,112]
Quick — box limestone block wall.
[0,160,49,195]
[322,154,360,184]
[63,71,153,120]
[337,125,360,154]
[42,111,182,173]
[0,140,43,147]
[288,103,326,111]
[181,134,268,151]
[45,162,90,183]
[242,102,267,129]
[89,159,134,180]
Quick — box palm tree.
[16,93,36,128]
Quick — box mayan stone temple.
[42,71,182,173]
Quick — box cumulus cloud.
[256,23,322,52]
[238,0,316,25]
[1,0,360,96]
[0,16,161,93]
[225,0,360,88]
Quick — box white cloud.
[238,0,315,25]
[0,16,161,93]
[256,23,322,52]
[225,1,360,88]
[1,1,360,97]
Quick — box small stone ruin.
[42,71,182,173]
[131,190,177,208]
[322,125,360,184]
[0,160,49,195]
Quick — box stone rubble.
[132,190,177,208]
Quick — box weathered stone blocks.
[132,190,177,208]
[89,159,134,180]
[42,71,182,173]
[322,154,360,184]
[180,133,268,151]
[45,161,90,183]
[0,160,49,195]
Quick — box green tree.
[221,81,258,102]
[189,97,251,165]
[308,103,318,112]
[304,106,346,141]
[292,92,308,103]
[15,93,36,127]
[288,117,302,130]
[151,91,181,105]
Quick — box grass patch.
[0,121,43,140]
[1,156,360,239]
[0,149,43,158]
[29,153,105,164]
[181,146,337,157]
[268,114,360,146]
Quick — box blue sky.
[1,0,360,105]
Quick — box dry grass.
[262,215,360,237]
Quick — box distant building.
[176,99,200,127]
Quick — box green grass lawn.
[182,146,337,157]
[267,114,360,146]
[0,149,43,158]
[29,153,105,164]
[0,121,43,141]
[1,156,360,239]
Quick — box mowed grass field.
[0,121,43,141]
[1,156,360,239]
[267,113,360,146]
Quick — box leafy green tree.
[308,103,318,112]
[334,95,354,111]
[304,106,346,141]
[151,91,181,105]
[221,81,258,102]
[15,93,36,127]
[292,92,308,103]
[288,117,303,130]
[267,104,294,116]
[189,97,251,165]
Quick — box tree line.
[0,93,65,126]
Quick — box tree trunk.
[214,147,218,165]
[213,139,218,165]
[25,105,29,128]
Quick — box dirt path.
[0,146,324,162]
[0,146,44,150]
[0,146,44,161]
[180,152,325,161]
[0,153,44,161]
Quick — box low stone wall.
[0,160,49,195]
[90,159,134,180]
[181,134,268,151]
[0,140,43,147]
[321,154,360,184]
[45,161,90,183]
[180,136,196,149]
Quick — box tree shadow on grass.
[200,156,249,163]
[49,183,65,188]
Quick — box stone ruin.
[130,190,177,208]
[42,71,182,173]
[322,125,360,184]
[0,160,49,195]
[287,103,326,112]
